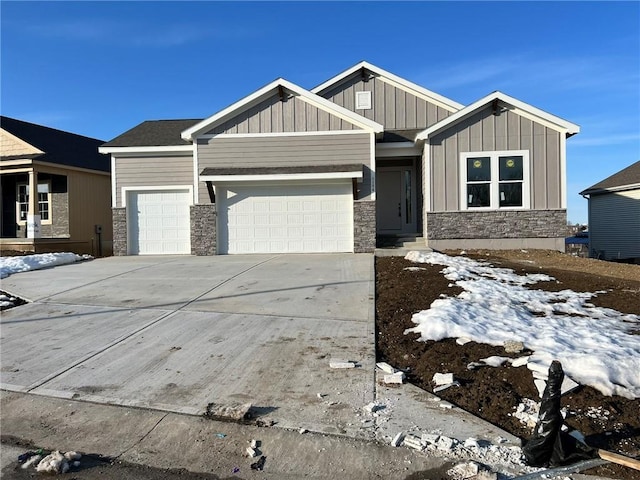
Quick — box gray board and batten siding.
[197,133,372,203]
[428,106,562,212]
[318,74,452,130]
[207,94,358,134]
[114,154,193,207]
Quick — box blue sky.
[2,1,638,224]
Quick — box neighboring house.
[580,160,640,262]
[1,116,112,255]
[99,61,579,256]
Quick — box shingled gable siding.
[114,154,193,207]
[319,75,451,130]
[197,133,373,202]
[428,106,562,212]
[208,94,357,134]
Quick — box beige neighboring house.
[99,61,580,256]
[580,160,640,263]
[1,116,112,255]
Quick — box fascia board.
[98,145,193,154]
[416,91,580,140]
[200,171,363,183]
[311,60,464,112]
[580,183,640,196]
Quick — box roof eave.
[181,78,383,141]
[311,61,464,112]
[416,91,580,140]
[580,183,640,196]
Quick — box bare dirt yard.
[376,249,640,480]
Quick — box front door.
[376,167,417,233]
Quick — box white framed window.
[460,150,530,210]
[16,182,52,223]
[355,91,372,110]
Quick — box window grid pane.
[467,183,490,207]
[38,192,50,220]
[499,156,523,181]
[467,157,491,181]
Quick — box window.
[16,182,52,223]
[460,151,529,210]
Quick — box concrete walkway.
[1,253,532,478]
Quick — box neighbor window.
[16,182,51,223]
[460,151,529,210]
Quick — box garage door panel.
[128,189,191,255]
[219,183,353,254]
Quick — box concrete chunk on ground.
[376,362,397,374]
[447,461,480,479]
[433,381,460,393]
[383,371,405,384]
[246,446,259,457]
[432,372,454,385]
[391,432,405,447]
[363,402,382,413]
[329,359,356,369]
[503,340,525,354]
[204,402,253,422]
[402,434,425,451]
[421,433,440,445]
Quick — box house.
[99,61,579,256]
[580,160,640,262]
[1,116,112,256]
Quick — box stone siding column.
[353,200,376,253]
[190,204,217,255]
[112,208,127,256]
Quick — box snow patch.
[404,251,640,399]
[1,253,91,279]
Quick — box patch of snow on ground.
[0,253,91,279]
[404,251,640,399]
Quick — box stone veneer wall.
[112,208,127,255]
[190,204,217,255]
[426,209,567,240]
[353,200,376,253]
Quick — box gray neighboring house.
[99,61,580,256]
[580,160,640,262]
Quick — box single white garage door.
[128,189,191,254]
[218,182,353,254]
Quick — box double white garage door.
[127,182,354,255]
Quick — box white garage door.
[218,182,353,254]
[128,190,191,254]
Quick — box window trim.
[16,181,52,224]
[459,150,530,211]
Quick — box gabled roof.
[580,160,640,196]
[0,116,109,172]
[311,61,464,113]
[182,78,384,141]
[416,91,580,141]
[101,119,201,148]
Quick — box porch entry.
[376,162,417,234]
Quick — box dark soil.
[376,250,640,480]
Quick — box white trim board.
[181,78,383,141]
[311,61,464,112]
[199,130,369,140]
[99,145,193,154]
[200,171,362,183]
[376,142,422,158]
[120,185,194,208]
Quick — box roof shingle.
[1,116,109,172]
[101,119,202,147]
[580,160,640,195]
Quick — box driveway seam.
[26,256,282,392]
[25,309,181,392]
[114,412,169,460]
[36,257,184,302]
[175,255,281,310]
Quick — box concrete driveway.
[1,254,375,437]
